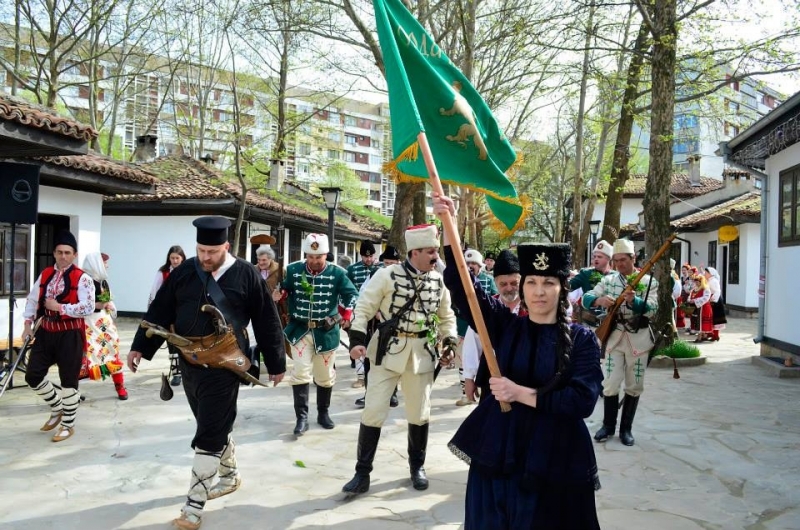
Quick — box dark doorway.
[721,245,728,302]
[35,214,70,273]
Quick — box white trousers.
[289,334,336,387]
[361,352,433,427]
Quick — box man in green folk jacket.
[274,234,358,437]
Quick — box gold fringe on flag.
[383,141,528,238]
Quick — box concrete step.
[751,355,800,378]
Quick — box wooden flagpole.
[417,132,511,412]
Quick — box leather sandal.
[51,425,74,442]
[40,411,63,432]
[208,476,242,500]
[172,512,202,530]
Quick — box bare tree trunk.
[388,182,420,253]
[642,0,677,336]
[273,25,290,160]
[226,29,246,256]
[569,0,595,267]
[12,0,21,96]
[601,22,649,243]
[413,185,426,225]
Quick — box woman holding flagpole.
[434,193,602,529]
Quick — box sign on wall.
[718,225,739,243]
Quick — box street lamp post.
[320,186,342,257]
[588,219,601,263]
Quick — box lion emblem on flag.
[439,81,488,160]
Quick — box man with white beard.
[460,250,526,403]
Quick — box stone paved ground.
[0,317,798,529]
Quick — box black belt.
[303,320,327,329]
[391,329,428,338]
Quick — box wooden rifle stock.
[595,234,678,346]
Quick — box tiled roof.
[106,156,383,238]
[226,184,383,238]
[106,156,229,201]
[623,173,725,197]
[220,181,325,220]
[670,192,761,229]
[0,94,98,141]
[37,152,156,185]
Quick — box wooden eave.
[103,199,382,240]
[2,158,154,195]
[0,120,89,157]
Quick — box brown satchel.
[177,331,252,374]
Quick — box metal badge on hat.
[533,252,549,271]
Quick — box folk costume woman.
[677,264,692,331]
[149,245,186,386]
[81,253,127,399]
[433,194,602,530]
[689,273,713,341]
[704,267,726,341]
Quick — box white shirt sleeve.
[62,273,96,318]
[694,288,711,306]
[148,270,164,307]
[708,277,721,302]
[461,328,482,380]
[23,275,42,321]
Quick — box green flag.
[373,0,526,234]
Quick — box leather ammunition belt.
[306,320,327,329]
[392,329,429,338]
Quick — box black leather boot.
[408,423,429,490]
[389,387,399,408]
[342,424,381,495]
[619,394,640,446]
[594,393,619,442]
[292,384,309,436]
[316,384,335,429]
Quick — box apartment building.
[632,71,784,178]
[287,95,395,215]
[0,29,396,216]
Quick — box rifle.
[0,318,42,398]
[595,234,677,348]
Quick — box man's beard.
[499,292,519,305]
[201,255,226,272]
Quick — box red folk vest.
[37,265,86,330]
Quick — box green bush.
[652,340,701,359]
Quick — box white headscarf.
[705,267,720,281]
[82,252,108,282]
